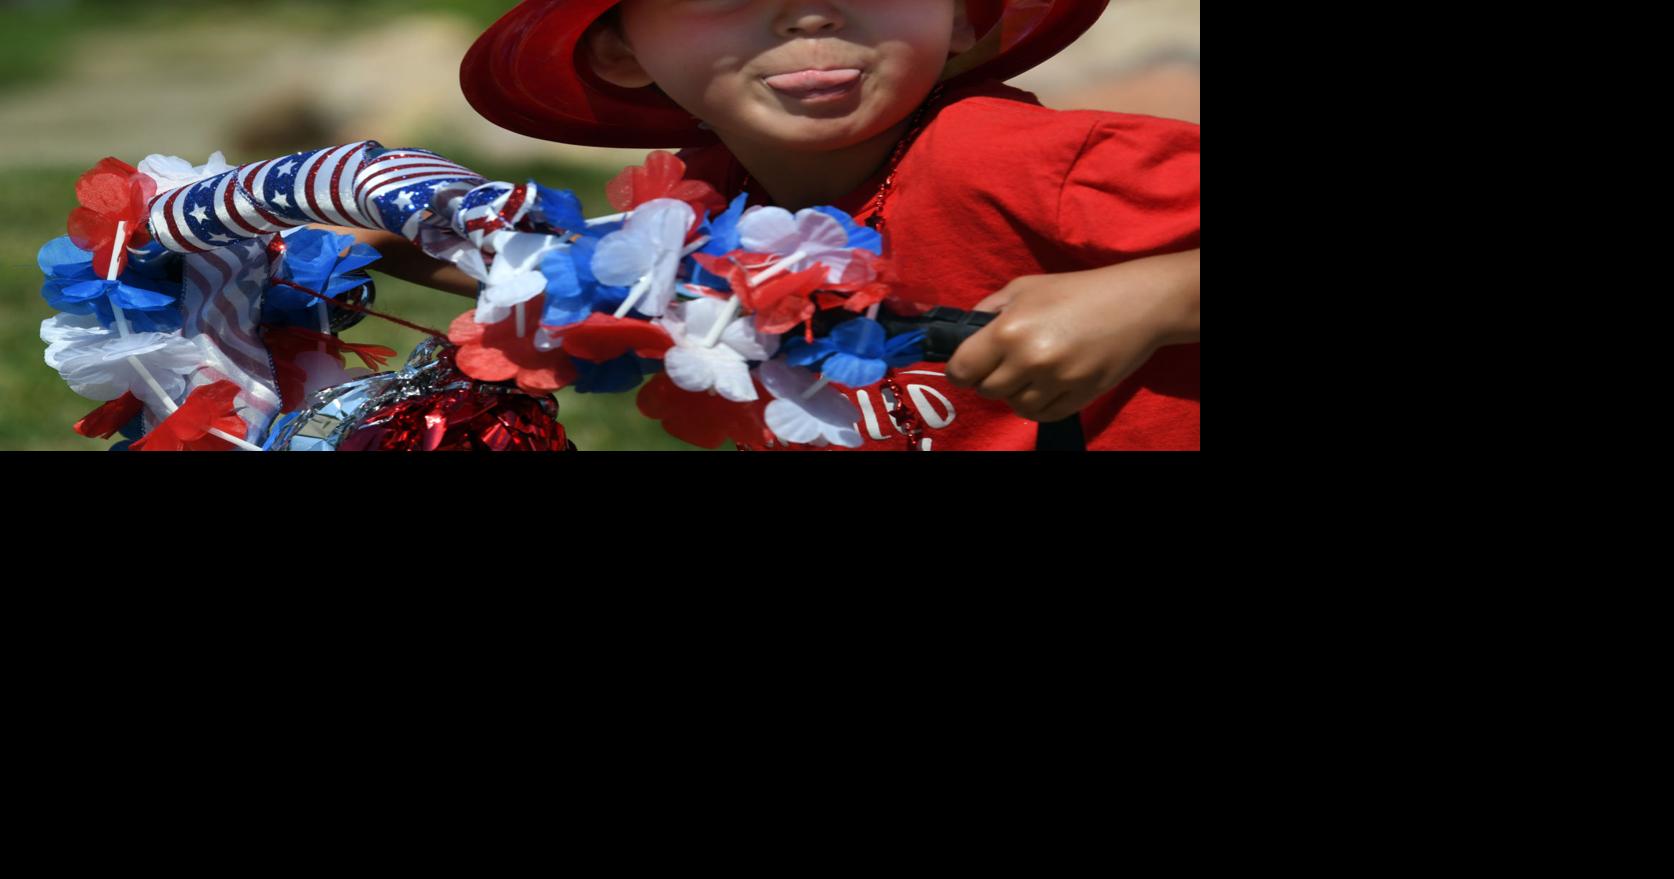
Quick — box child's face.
[594,0,972,152]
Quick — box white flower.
[656,297,779,402]
[41,313,201,408]
[137,151,236,194]
[591,198,695,318]
[737,206,856,283]
[474,230,565,325]
[758,357,863,448]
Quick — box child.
[412,0,1199,450]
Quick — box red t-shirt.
[677,79,1200,451]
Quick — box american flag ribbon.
[145,141,488,252]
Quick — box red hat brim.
[461,0,1109,148]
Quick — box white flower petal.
[663,346,716,394]
[592,229,653,287]
[722,314,779,362]
[711,358,758,402]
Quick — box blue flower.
[533,183,588,234]
[540,235,630,329]
[38,236,182,332]
[265,228,381,326]
[812,206,882,255]
[691,192,751,291]
[784,318,925,389]
[571,352,655,395]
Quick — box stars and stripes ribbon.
[145,141,487,253]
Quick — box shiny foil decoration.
[265,338,575,452]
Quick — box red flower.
[74,391,145,439]
[67,157,157,279]
[691,251,826,335]
[606,151,727,235]
[130,381,248,452]
[543,312,674,363]
[263,325,399,412]
[637,372,772,450]
[448,298,578,396]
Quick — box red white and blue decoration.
[38,145,933,451]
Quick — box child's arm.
[315,224,480,299]
[945,248,1200,424]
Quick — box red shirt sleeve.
[1056,114,1201,265]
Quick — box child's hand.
[945,249,1200,423]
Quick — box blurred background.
[0,0,1199,450]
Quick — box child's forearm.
[316,225,480,299]
[1089,248,1200,347]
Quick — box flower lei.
[37,146,934,451]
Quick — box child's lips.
[763,68,862,99]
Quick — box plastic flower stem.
[123,356,263,451]
[613,273,654,319]
[801,376,833,400]
[515,303,526,338]
[680,236,710,257]
[586,211,630,228]
[866,304,882,321]
[108,221,133,337]
[699,249,807,349]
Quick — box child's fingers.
[975,360,1033,401]
[1009,384,1071,423]
[945,326,1007,388]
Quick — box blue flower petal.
[831,317,887,359]
[883,329,928,367]
[823,352,887,389]
[812,206,881,255]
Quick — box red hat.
[461,0,1110,148]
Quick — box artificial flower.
[544,312,673,362]
[605,150,727,230]
[129,380,248,452]
[812,206,883,255]
[758,358,864,448]
[39,236,182,332]
[74,391,145,439]
[737,206,861,283]
[42,312,201,407]
[656,296,779,402]
[67,157,156,279]
[264,228,382,327]
[449,299,578,396]
[689,252,825,336]
[591,198,696,318]
[783,318,926,389]
[263,325,394,411]
[532,183,588,235]
[474,230,567,325]
[137,151,235,194]
[636,372,771,450]
[691,192,751,291]
[538,235,630,330]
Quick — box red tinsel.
[338,384,572,452]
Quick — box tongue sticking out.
[764,68,862,95]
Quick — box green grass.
[0,154,714,451]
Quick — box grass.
[0,152,713,451]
